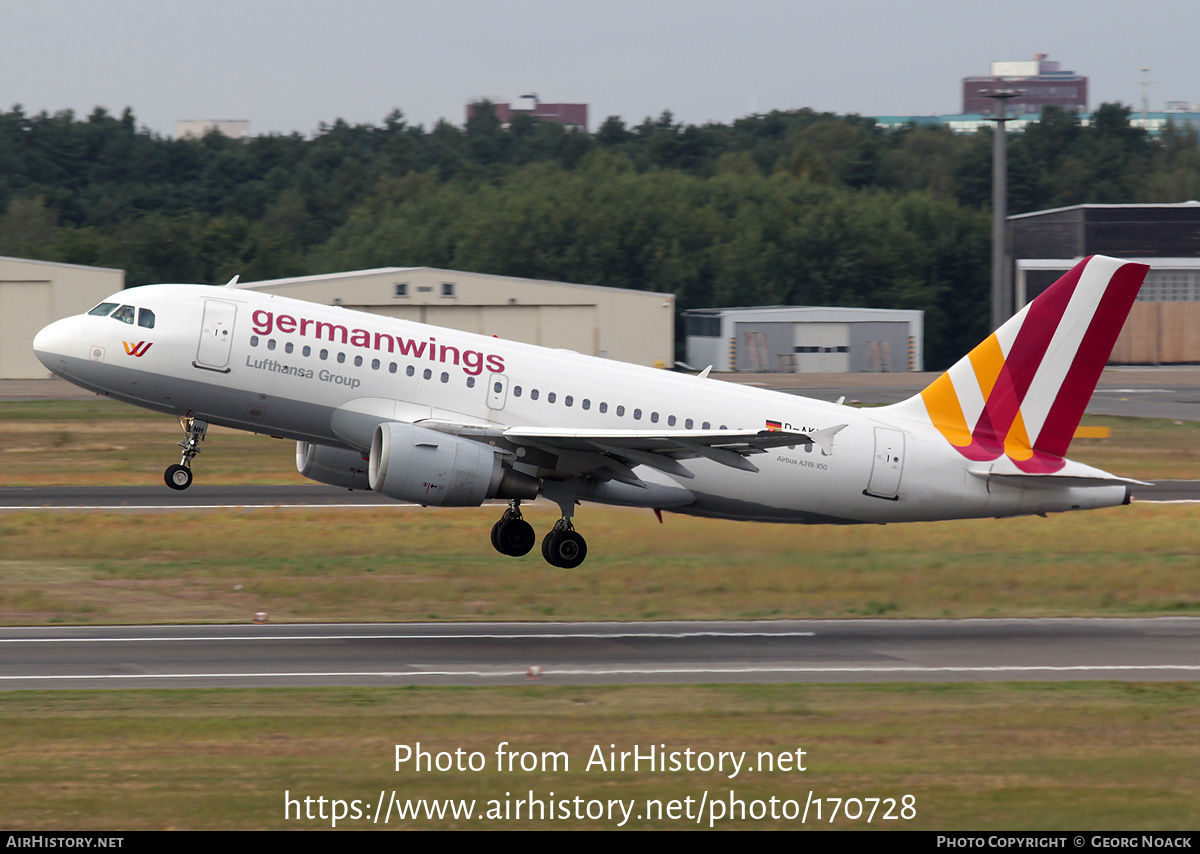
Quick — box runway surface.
[0,480,1196,509]
[1,618,1196,689]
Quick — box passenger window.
[88,302,118,317]
[112,305,135,324]
[423,368,432,380]
[320,349,328,360]
[582,399,590,410]
[250,336,259,347]
[389,363,397,373]
[371,358,380,370]
[337,352,346,364]
[633,409,642,420]
[651,412,659,423]
[137,308,155,328]
[599,402,608,413]
[548,392,557,404]
[285,342,294,354]
[303,346,312,357]
[513,386,521,396]
[267,339,276,351]
[703,422,711,430]
[617,405,625,416]
[354,355,363,367]
[531,389,539,400]
[685,418,693,429]
[441,372,449,383]
[565,396,573,407]
[406,365,415,377]
[467,376,476,388]
[668,415,676,426]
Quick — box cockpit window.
[138,308,155,329]
[88,302,118,317]
[112,305,135,325]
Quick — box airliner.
[32,255,1148,568]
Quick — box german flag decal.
[765,419,782,431]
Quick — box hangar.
[684,306,924,373]
[239,267,675,368]
[1010,202,1200,364]
[1,256,124,379]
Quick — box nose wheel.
[164,464,193,490]
[164,417,208,491]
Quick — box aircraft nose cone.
[32,318,75,373]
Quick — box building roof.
[238,266,672,299]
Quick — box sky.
[3,0,1196,137]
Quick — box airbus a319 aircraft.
[33,254,1148,568]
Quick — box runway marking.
[0,631,816,643]
[2,664,1199,682]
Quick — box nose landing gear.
[164,417,208,491]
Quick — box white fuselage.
[33,284,1129,524]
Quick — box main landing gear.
[490,490,589,568]
[164,417,208,491]
[491,500,537,557]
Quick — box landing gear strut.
[164,417,208,491]
[491,500,536,557]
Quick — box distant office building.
[466,95,588,131]
[962,54,1087,116]
[176,120,250,140]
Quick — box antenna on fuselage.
[223,275,240,287]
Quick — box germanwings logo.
[920,256,1148,474]
[122,341,153,357]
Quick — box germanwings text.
[252,309,504,375]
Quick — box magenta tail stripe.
[1036,262,1149,457]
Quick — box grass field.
[1,399,1197,830]
[1,683,1197,830]
[0,503,1198,625]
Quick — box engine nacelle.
[368,421,539,506]
[296,441,371,490]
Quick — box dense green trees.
[0,101,1194,367]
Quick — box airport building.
[684,306,924,374]
[466,95,588,132]
[962,54,1088,116]
[239,267,674,368]
[1009,202,1200,363]
[0,256,124,379]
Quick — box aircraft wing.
[498,424,848,483]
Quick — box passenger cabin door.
[865,427,905,500]
[195,299,237,372]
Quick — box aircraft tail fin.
[893,255,1149,472]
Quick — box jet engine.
[368,421,539,506]
[296,441,371,490]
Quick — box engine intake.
[368,421,539,506]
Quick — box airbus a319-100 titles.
[33,255,1149,568]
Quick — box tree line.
[1,101,1194,367]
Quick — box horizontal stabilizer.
[968,456,1150,488]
